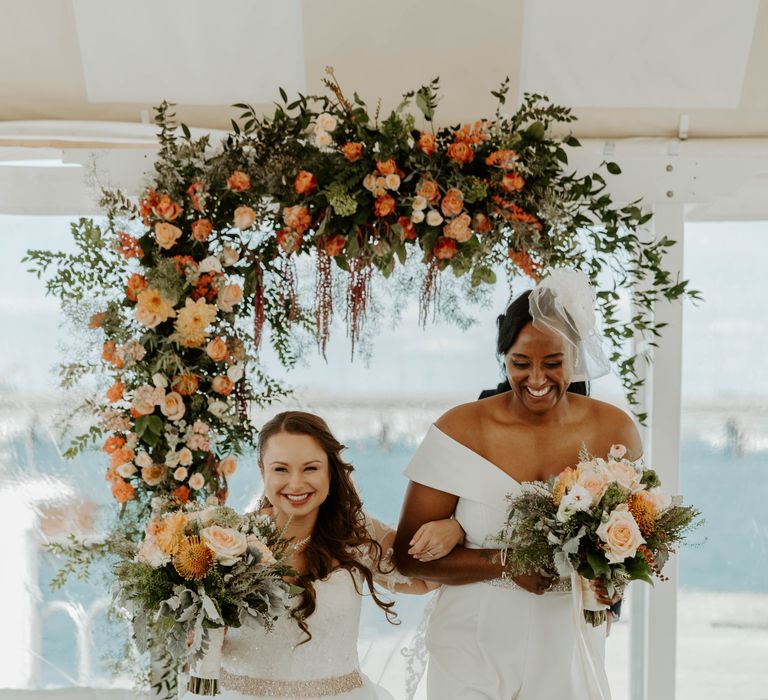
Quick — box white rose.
[165,450,181,467]
[208,399,228,419]
[647,488,673,512]
[173,466,188,481]
[117,463,137,478]
[137,538,171,567]
[596,504,645,564]
[178,448,193,466]
[609,444,628,459]
[188,472,205,490]
[152,373,168,389]
[410,210,425,224]
[606,459,643,492]
[385,173,401,191]
[124,432,137,448]
[226,363,244,383]
[556,484,593,522]
[316,113,337,132]
[217,284,243,313]
[135,452,153,469]
[201,525,248,566]
[221,246,239,267]
[363,173,376,192]
[199,256,224,274]
[314,130,333,148]
[412,195,428,211]
[426,210,444,227]
[233,205,256,231]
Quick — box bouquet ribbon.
[570,572,612,700]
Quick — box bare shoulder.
[434,399,487,444]
[576,395,643,460]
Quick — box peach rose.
[500,172,525,193]
[374,194,396,218]
[362,173,376,192]
[416,178,440,203]
[173,466,188,481]
[155,222,183,250]
[276,229,302,254]
[596,504,645,563]
[132,384,162,416]
[141,464,166,487]
[191,218,213,242]
[606,459,643,492]
[426,210,444,227]
[201,525,247,565]
[282,205,311,234]
[160,391,186,421]
[221,246,239,267]
[576,468,609,505]
[134,451,153,469]
[188,472,206,490]
[178,447,193,466]
[323,234,346,257]
[440,188,465,217]
[376,159,397,175]
[227,170,251,192]
[126,273,148,302]
[447,141,474,164]
[217,284,243,313]
[106,381,124,404]
[472,212,492,234]
[294,170,317,195]
[233,206,256,231]
[417,132,436,156]
[212,375,234,396]
[411,210,425,224]
[206,337,229,362]
[153,194,183,221]
[111,479,136,504]
[434,237,457,260]
[342,142,363,162]
[116,462,137,478]
[443,213,472,242]
[246,535,275,564]
[217,455,237,479]
[385,173,401,191]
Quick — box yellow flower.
[628,492,657,536]
[155,511,188,556]
[174,297,217,347]
[173,536,214,580]
[552,466,578,506]
[135,288,175,328]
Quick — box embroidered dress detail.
[220,669,364,697]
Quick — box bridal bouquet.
[114,502,295,694]
[495,444,700,625]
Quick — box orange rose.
[155,222,183,250]
[485,149,518,169]
[508,249,541,281]
[206,337,229,362]
[282,205,311,234]
[434,237,457,260]
[111,479,136,504]
[227,170,251,192]
[416,177,440,203]
[323,234,346,257]
[500,172,525,193]
[447,141,474,164]
[276,229,302,254]
[342,142,363,162]
[109,446,135,469]
[217,455,237,479]
[212,375,234,396]
[294,170,317,195]
[443,213,472,242]
[141,464,166,487]
[472,212,492,234]
[139,188,159,224]
[172,484,190,504]
[186,181,205,211]
[376,159,397,175]
[116,231,144,259]
[374,194,396,218]
[126,273,148,302]
[102,435,125,454]
[106,380,124,403]
[440,188,464,217]
[191,218,213,242]
[417,132,436,156]
[153,194,183,221]
[233,206,256,231]
[171,372,200,396]
[102,340,123,368]
[397,216,417,240]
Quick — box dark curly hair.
[257,411,397,643]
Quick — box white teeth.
[285,494,310,502]
[527,386,551,397]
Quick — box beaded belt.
[220,669,364,697]
[486,576,572,592]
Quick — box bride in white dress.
[184,410,462,700]
[395,270,642,699]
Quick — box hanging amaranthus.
[346,256,372,357]
[315,242,334,358]
[419,258,441,328]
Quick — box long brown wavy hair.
[257,411,397,642]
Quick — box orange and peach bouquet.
[114,503,294,692]
[495,444,700,625]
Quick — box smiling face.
[504,322,575,415]
[260,431,331,526]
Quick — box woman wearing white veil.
[394,269,640,699]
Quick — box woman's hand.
[511,571,555,595]
[590,579,622,607]
[408,518,465,561]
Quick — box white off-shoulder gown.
[405,425,611,700]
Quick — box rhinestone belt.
[220,669,364,697]
[486,576,572,592]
